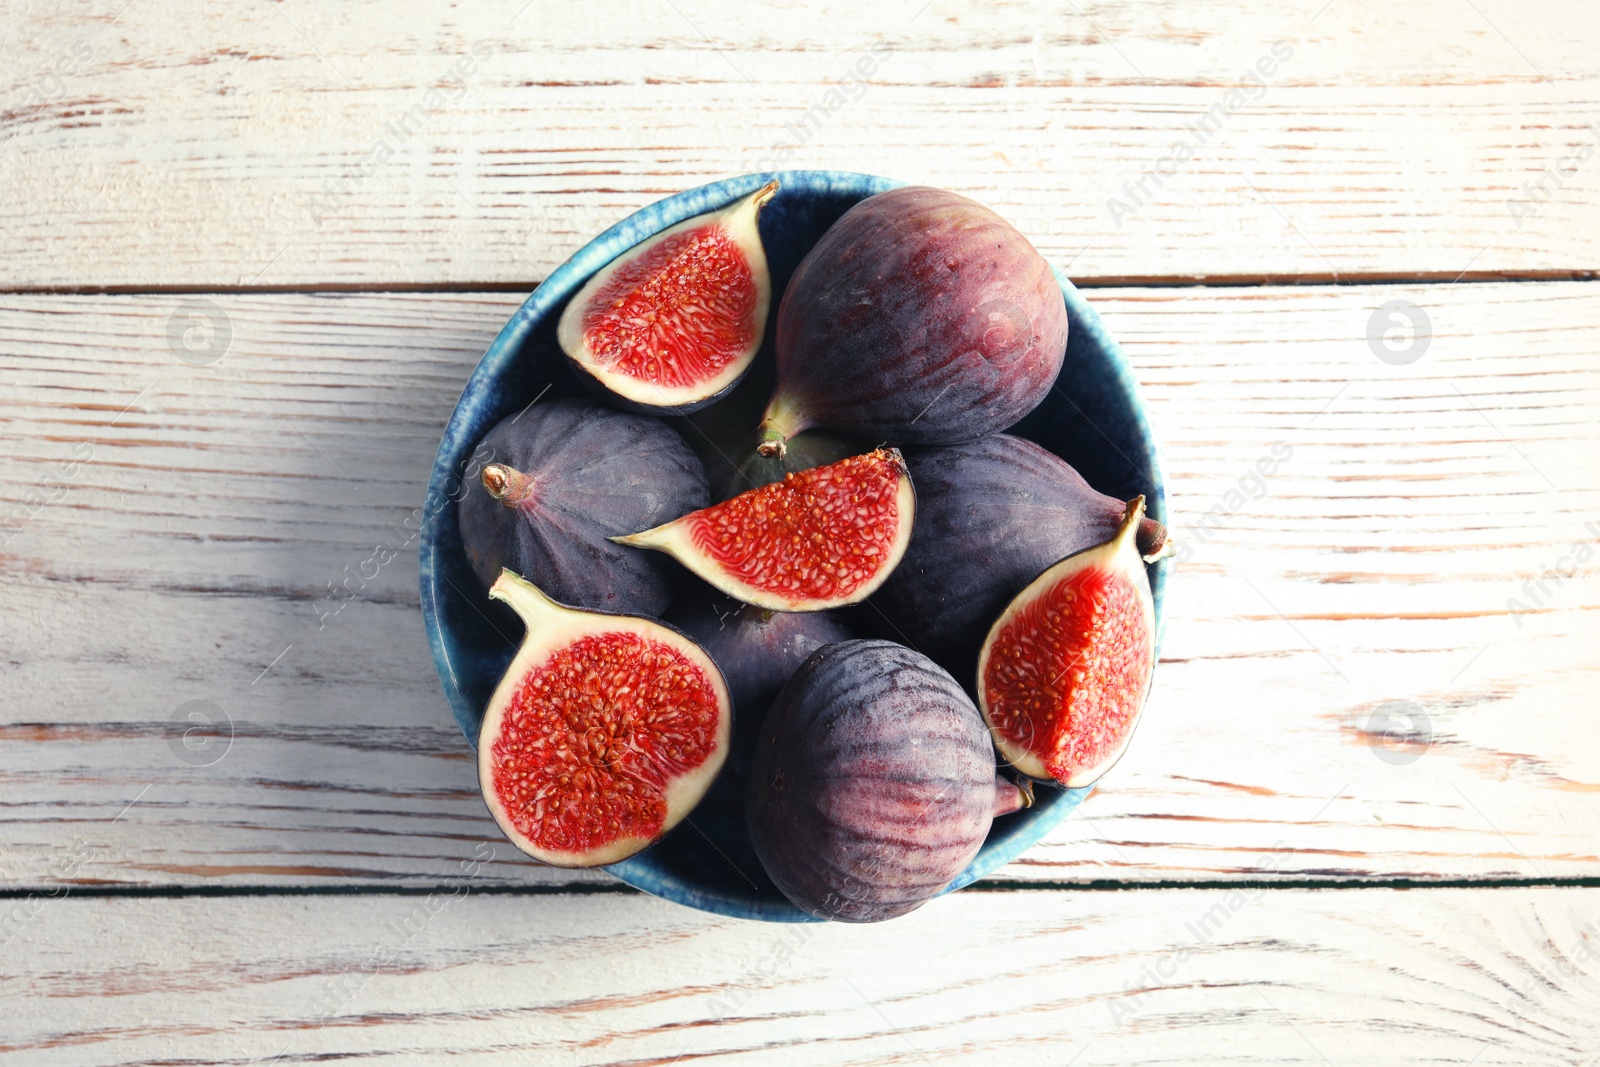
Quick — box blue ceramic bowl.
[420,171,1168,922]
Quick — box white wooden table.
[3,1,1599,1062]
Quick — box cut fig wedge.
[477,570,731,868]
[977,496,1158,788]
[557,181,778,413]
[613,450,915,613]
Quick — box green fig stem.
[482,464,536,508]
[754,395,811,459]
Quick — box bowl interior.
[420,171,1167,922]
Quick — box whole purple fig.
[746,639,1023,922]
[457,397,708,615]
[756,186,1067,458]
[870,434,1167,686]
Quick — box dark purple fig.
[756,186,1067,458]
[663,585,861,878]
[869,434,1168,686]
[746,639,1024,922]
[457,398,708,615]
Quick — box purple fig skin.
[869,434,1167,686]
[746,639,1000,923]
[759,186,1067,452]
[457,398,708,616]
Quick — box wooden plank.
[1,281,1596,889]
[0,888,1595,1064]
[4,0,1600,288]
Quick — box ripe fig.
[756,186,1067,458]
[478,570,732,867]
[869,434,1167,685]
[613,450,915,613]
[557,181,777,414]
[458,398,708,616]
[746,639,1026,922]
[979,498,1158,788]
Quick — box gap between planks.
[3,270,1598,296]
[3,876,1598,899]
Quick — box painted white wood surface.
[4,4,1599,1061]
[1,282,1595,890]
[4,0,1600,287]
[1,888,1596,1065]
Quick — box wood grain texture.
[1,888,1597,1064]
[1,282,1595,890]
[4,0,1600,288]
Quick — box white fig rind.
[477,570,731,868]
[556,181,777,410]
[976,496,1157,787]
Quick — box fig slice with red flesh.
[477,570,731,868]
[612,449,915,613]
[556,181,778,413]
[977,496,1158,788]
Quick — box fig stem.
[750,179,779,210]
[1112,496,1146,555]
[1137,514,1175,563]
[482,464,535,507]
[754,396,810,459]
[994,773,1034,817]
[754,423,788,460]
[488,568,565,630]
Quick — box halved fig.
[977,496,1157,788]
[477,570,731,868]
[612,450,915,613]
[557,181,778,413]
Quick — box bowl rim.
[420,170,1166,921]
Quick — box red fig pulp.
[613,450,915,613]
[557,181,777,413]
[978,497,1157,787]
[477,571,731,868]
